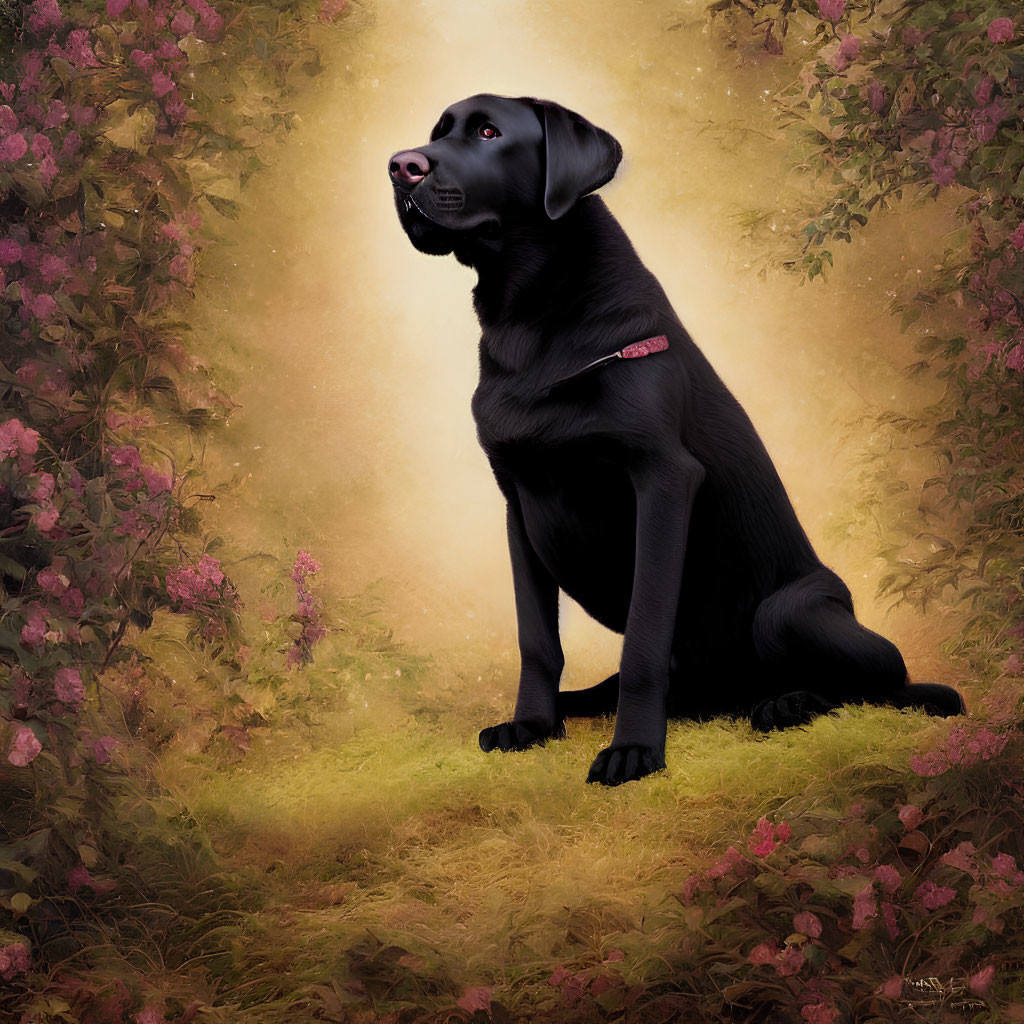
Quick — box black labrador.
[387,94,966,786]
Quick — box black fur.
[388,93,966,786]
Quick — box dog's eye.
[478,123,501,140]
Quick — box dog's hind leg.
[749,567,966,732]
[558,673,619,719]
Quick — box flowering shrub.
[707,0,1024,674]
[286,547,326,666]
[0,0,348,1017]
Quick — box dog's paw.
[750,691,840,733]
[479,718,565,753]
[586,744,665,786]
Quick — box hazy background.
[191,0,960,694]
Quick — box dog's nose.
[389,150,431,186]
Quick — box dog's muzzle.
[431,186,465,212]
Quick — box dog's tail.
[558,673,620,718]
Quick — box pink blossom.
[27,0,63,35]
[32,504,59,534]
[749,941,778,965]
[170,10,195,34]
[749,815,790,856]
[0,942,30,981]
[61,587,84,618]
[54,667,84,706]
[929,151,955,187]
[169,254,190,279]
[0,105,17,132]
[793,911,822,938]
[291,549,322,583]
[43,99,68,128]
[20,604,47,647]
[873,863,901,893]
[142,465,172,494]
[93,735,120,763]
[0,133,27,163]
[456,987,492,1014]
[911,724,1009,776]
[852,882,877,929]
[110,444,142,473]
[7,725,42,766]
[318,0,346,22]
[941,840,978,876]
[0,238,21,264]
[990,853,1022,880]
[867,80,886,113]
[67,864,93,890]
[816,0,845,22]
[902,26,926,47]
[988,17,1014,43]
[37,565,67,595]
[107,0,131,16]
[975,76,995,106]
[880,975,903,998]
[31,472,55,502]
[135,1007,166,1024]
[917,880,957,910]
[131,48,155,71]
[150,72,175,99]
[801,1004,839,1024]
[969,964,996,995]
[1006,345,1024,371]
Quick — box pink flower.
[27,0,63,35]
[0,133,27,163]
[291,549,322,583]
[318,0,346,22]
[107,0,131,16]
[867,80,886,113]
[1006,345,1024,372]
[142,465,172,494]
[37,565,67,595]
[135,1006,167,1024]
[67,864,93,891]
[0,418,40,470]
[941,841,977,876]
[93,735,120,763]
[816,0,845,22]
[801,1003,839,1024]
[929,151,955,187]
[0,239,20,265]
[54,667,84,706]
[873,863,901,893]
[0,105,16,132]
[32,504,59,534]
[990,853,1022,880]
[852,882,877,929]
[0,942,30,981]
[748,816,790,856]
[988,17,1014,43]
[170,10,195,34]
[31,472,55,502]
[7,725,42,766]
[152,71,175,97]
[20,604,47,647]
[880,975,903,998]
[61,587,84,618]
[969,964,995,995]
[456,987,492,1014]
[72,104,97,125]
[898,803,923,830]
[975,76,995,106]
[749,941,779,965]
[917,880,957,910]
[130,48,155,71]
[793,911,822,938]
[902,26,926,47]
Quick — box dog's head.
[388,94,622,256]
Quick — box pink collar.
[543,334,669,396]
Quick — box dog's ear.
[527,100,622,220]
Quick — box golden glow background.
[191,0,958,690]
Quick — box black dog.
[388,94,966,786]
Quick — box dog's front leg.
[479,492,566,753]
[587,449,705,785]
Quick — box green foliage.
[709,0,1024,675]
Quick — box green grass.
[149,629,967,1019]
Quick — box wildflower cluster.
[286,548,326,667]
